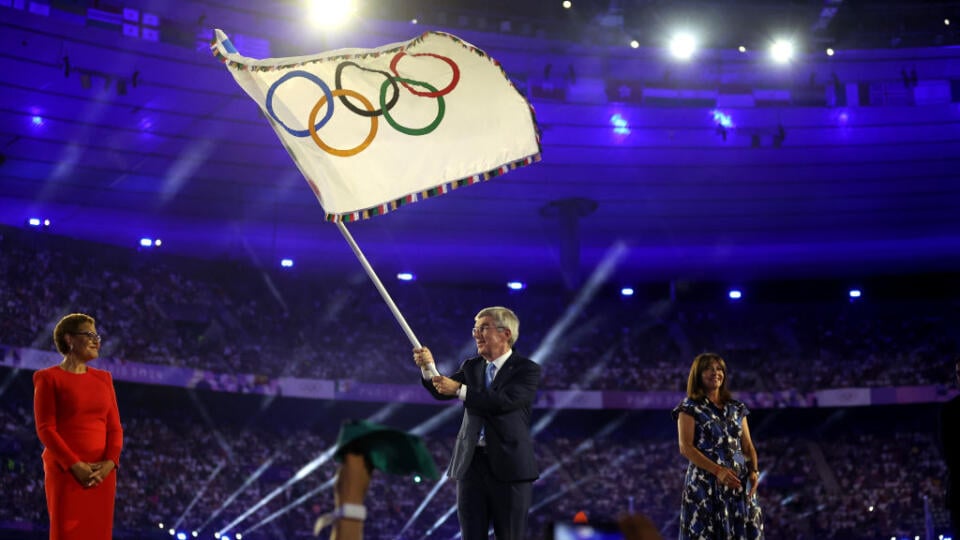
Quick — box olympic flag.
[212,30,541,221]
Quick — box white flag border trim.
[211,30,542,223]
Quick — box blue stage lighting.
[32,115,44,127]
[280,258,294,268]
[728,289,742,300]
[397,272,415,281]
[507,281,526,291]
[712,110,734,129]
[620,287,634,296]
[609,113,630,135]
[139,238,154,247]
[177,532,187,540]
[849,289,861,298]
[28,218,41,226]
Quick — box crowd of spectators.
[0,376,950,539]
[2,226,956,394]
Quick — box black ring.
[334,61,399,117]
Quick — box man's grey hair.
[475,306,519,346]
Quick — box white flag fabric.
[212,30,541,221]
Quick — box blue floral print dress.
[671,397,764,540]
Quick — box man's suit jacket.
[422,352,541,482]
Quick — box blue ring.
[265,71,334,137]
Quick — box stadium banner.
[815,387,872,407]
[4,347,953,408]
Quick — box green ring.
[380,77,445,136]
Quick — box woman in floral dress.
[672,353,763,539]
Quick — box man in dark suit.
[942,356,960,535]
[414,306,541,540]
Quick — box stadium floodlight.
[307,0,356,29]
[770,39,794,63]
[669,32,697,60]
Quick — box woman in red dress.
[34,313,123,540]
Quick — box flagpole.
[335,221,423,349]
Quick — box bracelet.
[313,504,367,535]
[748,469,759,475]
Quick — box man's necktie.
[479,362,496,445]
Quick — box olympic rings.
[308,89,379,157]
[389,52,460,97]
[335,61,400,117]
[263,52,460,157]
[266,71,334,137]
[379,78,444,136]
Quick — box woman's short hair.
[475,306,519,346]
[686,352,733,404]
[53,313,95,355]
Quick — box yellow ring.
[308,89,379,157]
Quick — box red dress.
[33,366,123,540]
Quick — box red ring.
[389,52,460,97]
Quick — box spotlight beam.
[396,476,450,537]
[240,476,336,536]
[172,461,225,530]
[201,454,280,532]
[422,504,459,537]
[220,405,402,536]
[531,241,627,365]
